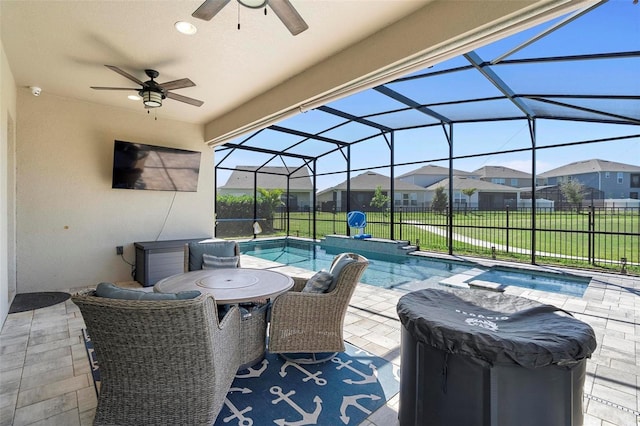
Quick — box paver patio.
[0,253,638,425]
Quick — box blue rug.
[82,329,101,395]
[83,330,399,425]
[216,344,399,426]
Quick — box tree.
[215,189,284,237]
[461,188,476,215]
[432,186,448,214]
[370,186,390,215]
[257,187,284,219]
[559,180,585,212]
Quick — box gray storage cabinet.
[135,238,210,286]
[397,289,597,426]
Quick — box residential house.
[317,171,429,212]
[397,164,477,187]
[473,165,542,188]
[540,159,640,200]
[218,166,313,211]
[425,177,521,210]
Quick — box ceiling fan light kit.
[141,90,163,108]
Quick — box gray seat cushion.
[95,282,201,300]
[328,253,357,293]
[302,271,334,293]
[202,254,240,269]
[188,241,238,270]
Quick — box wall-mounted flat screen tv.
[112,140,201,192]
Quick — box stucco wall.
[15,90,213,292]
[1,37,17,324]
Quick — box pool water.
[472,268,590,298]
[240,239,471,289]
[239,239,589,297]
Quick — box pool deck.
[0,253,638,425]
[240,253,640,426]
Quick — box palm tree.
[461,188,476,215]
[257,188,284,232]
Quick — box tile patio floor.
[1,253,638,425]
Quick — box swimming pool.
[239,239,590,297]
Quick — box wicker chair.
[184,240,241,272]
[268,253,369,363]
[72,290,241,426]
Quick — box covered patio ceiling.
[215,0,640,183]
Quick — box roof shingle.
[219,166,313,190]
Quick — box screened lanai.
[214,0,640,274]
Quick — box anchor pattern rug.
[82,329,101,395]
[83,330,398,425]
[215,344,399,426]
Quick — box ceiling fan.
[192,0,308,36]
[90,65,204,109]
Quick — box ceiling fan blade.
[166,92,204,107]
[105,65,144,85]
[268,0,308,36]
[90,87,139,91]
[192,0,231,21]
[160,78,196,91]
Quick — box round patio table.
[154,268,294,303]
[155,268,294,369]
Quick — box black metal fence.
[263,206,639,275]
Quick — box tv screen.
[112,140,201,192]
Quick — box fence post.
[332,205,336,234]
[399,206,403,241]
[506,206,510,254]
[587,205,596,265]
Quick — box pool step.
[439,275,470,289]
[439,268,485,289]
[321,235,418,256]
[468,280,506,292]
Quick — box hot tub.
[397,289,597,426]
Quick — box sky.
[215,0,640,192]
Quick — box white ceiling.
[1,1,431,123]
[1,0,594,140]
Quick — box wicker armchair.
[72,290,241,426]
[268,253,369,363]
[184,240,241,271]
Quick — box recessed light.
[175,21,197,35]
[128,95,141,101]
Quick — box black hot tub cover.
[397,289,597,368]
